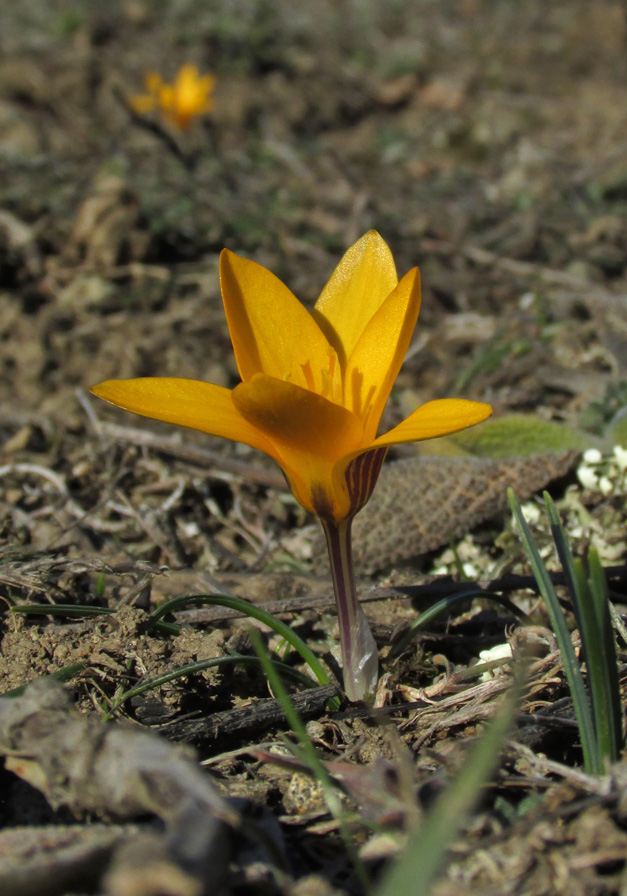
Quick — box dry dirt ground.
[2,2,627,894]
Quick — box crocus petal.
[232,372,363,460]
[176,64,200,89]
[90,378,274,455]
[175,65,211,114]
[345,266,421,441]
[312,231,398,367]
[220,250,332,389]
[232,373,363,517]
[372,399,492,447]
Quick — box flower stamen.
[301,360,316,392]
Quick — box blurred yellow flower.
[130,64,215,132]
[91,232,491,700]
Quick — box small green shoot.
[95,572,107,599]
[508,489,622,774]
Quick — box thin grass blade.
[587,547,622,759]
[390,590,529,659]
[149,593,333,692]
[248,628,370,892]
[544,492,582,628]
[546,492,621,764]
[571,557,618,764]
[11,603,180,636]
[110,654,317,710]
[508,489,601,774]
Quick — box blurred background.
[1,0,627,461]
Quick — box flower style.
[91,232,491,701]
[129,64,216,132]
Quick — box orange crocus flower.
[130,64,215,132]
[91,232,491,700]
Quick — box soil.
[2,2,627,894]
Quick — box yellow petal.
[176,67,201,105]
[232,373,363,517]
[346,266,421,439]
[90,378,274,454]
[373,399,493,446]
[176,64,199,85]
[232,372,362,459]
[220,249,331,389]
[312,231,398,366]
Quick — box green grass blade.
[546,492,621,765]
[588,548,617,644]
[11,603,116,618]
[390,590,529,659]
[508,489,602,774]
[587,547,622,760]
[109,654,318,710]
[11,603,180,636]
[544,492,585,632]
[376,675,521,896]
[149,593,334,694]
[571,558,617,764]
[248,627,370,893]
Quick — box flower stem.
[321,518,378,702]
